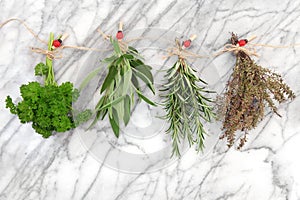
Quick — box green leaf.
[100,66,117,93]
[34,62,48,76]
[96,95,125,111]
[72,88,80,102]
[110,37,121,55]
[116,56,123,66]
[128,46,138,53]
[114,98,124,124]
[121,70,132,96]
[74,109,92,126]
[198,77,208,85]
[132,68,155,94]
[168,62,180,79]
[123,95,131,126]
[136,89,156,106]
[79,66,102,91]
[101,109,108,120]
[103,55,117,63]
[130,59,144,68]
[131,73,139,89]
[123,54,134,60]
[109,108,120,138]
[5,96,17,114]
[143,65,153,70]
[95,96,106,110]
[134,65,154,83]
[88,110,101,129]
[127,47,142,58]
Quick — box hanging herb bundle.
[5,33,92,138]
[219,33,295,149]
[161,37,214,157]
[90,23,156,137]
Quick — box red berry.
[52,40,61,48]
[183,40,191,48]
[238,39,247,47]
[116,31,124,40]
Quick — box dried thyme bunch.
[161,38,214,157]
[219,33,295,149]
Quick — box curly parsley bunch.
[5,33,91,138]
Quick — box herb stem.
[45,32,57,86]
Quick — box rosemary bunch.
[220,33,296,149]
[161,50,214,157]
[91,37,155,137]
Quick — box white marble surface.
[1,0,300,199]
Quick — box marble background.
[1,0,300,199]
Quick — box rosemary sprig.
[161,47,214,157]
[90,37,156,137]
[219,33,296,149]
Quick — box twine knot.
[31,47,63,60]
[220,43,259,57]
[163,35,206,60]
[97,25,128,52]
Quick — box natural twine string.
[249,42,300,48]
[166,35,300,61]
[162,35,209,60]
[214,44,259,57]
[1,18,300,61]
[97,26,149,53]
[164,44,207,59]
[214,35,300,58]
[0,18,48,44]
[0,18,107,60]
[30,47,62,60]
[212,35,258,57]
[97,28,128,51]
[97,21,133,52]
[30,45,106,60]
[164,35,263,60]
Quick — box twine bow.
[97,22,153,53]
[163,35,207,60]
[30,47,63,60]
[217,43,259,57]
[31,44,106,60]
[97,22,129,52]
[215,35,259,57]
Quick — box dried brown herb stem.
[220,33,296,149]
